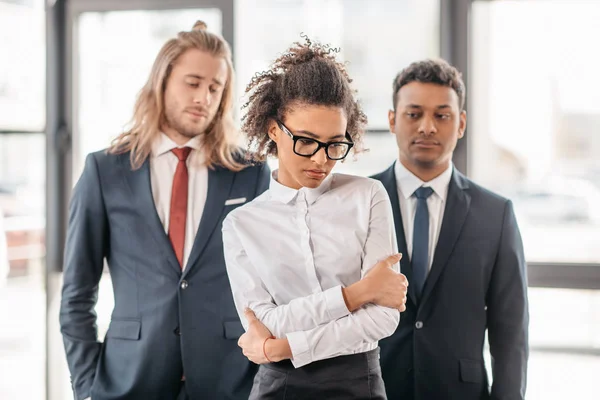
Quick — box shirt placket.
[295,192,322,294]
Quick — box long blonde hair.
[108,21,243,171]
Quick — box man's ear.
[458,110,467,138]
[388,109,396,134]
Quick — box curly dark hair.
[392,59,466,111]
[241,36,367,161]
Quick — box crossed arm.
[223,183,408,368]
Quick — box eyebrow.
[184,74,224,86]
[406,104,452,110]
[296,130,346,141]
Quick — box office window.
[0,0,45,131]
[523,287,600,399]
[235,0,440,176]
[0,133,46,400]
[472,3,600,398]
[0,1,46,399]
[471,0,600,264]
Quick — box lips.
[186,109,208,118]
[304,169,327,179]
[413,138,439,147]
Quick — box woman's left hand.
[238,308,274,364]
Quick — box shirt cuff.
[286,330,312,368]
[324,285,350,321]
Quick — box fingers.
[365,254,403,279]
[394,286,408,311]
[388,253,402,265]
[397,296,407,311]
[238,332,247,348]
[244,307,258,323]
[399,273,409,287]
[377,253,403,269]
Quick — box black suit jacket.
[59,150,270,400]
[372,163,529,400]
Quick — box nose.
[310,146,328,165]
[418,115,436,135]
[193,85,211,107]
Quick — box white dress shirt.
[222,172,400,368]
[150,133,208,269]
[394,161,453,272]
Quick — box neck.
[400,158,451,182]
[276,167,302,190]
[162,125,193,146]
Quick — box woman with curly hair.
[222,38,408,399]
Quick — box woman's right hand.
[363,254,408,311]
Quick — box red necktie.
[169,147,192,268]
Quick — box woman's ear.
[267,119,280,143]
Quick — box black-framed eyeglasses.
[276,120,354,161]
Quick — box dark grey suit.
[372,163,529,400]
[60,150,270,400]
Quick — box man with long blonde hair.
[60,21,269,400]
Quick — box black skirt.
[249,348,387,400]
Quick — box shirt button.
[415,321,424,329]
[181,280,189,290]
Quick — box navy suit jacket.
[372,163,529,400]
[59,150,270,400]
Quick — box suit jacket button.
[174,326,181,336]
[181,280,189,290]
[415,321,424,329]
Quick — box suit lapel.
[420,169,471,305]
[183,166,235,275]
[120,155,181,274]
[378,163,417,306]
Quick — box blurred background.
[0,0,599,398]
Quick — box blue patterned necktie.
[412,186,434,299]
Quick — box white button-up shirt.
[394,161,452,272]
[222,172,400,368]
[150,133,208,269]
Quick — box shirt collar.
[269,170,334,205]
[394,160,453,202]
[151,133,204,158]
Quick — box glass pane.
[75,9,223,179]
[0,1,45,131]
[471,0,600,263]
[0,133,46,399]
[527,288,600,399]
[481,287,600,399]
[529,288,600,351]
[236,0,440,176]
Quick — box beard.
[164,103,215,139]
